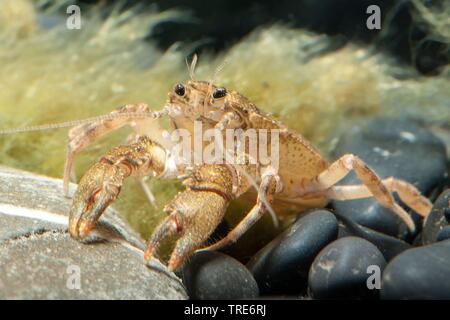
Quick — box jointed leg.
[69,135,173,239]
[383,177,432,217]
[200,170,282,251]
[63,103,165,197]
[327,177,432,217]
[297,154,431,231]
[127,133,158,208]
[137,176,158,208]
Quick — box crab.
[65,78,433,272]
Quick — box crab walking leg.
[137,176,158,208]
[200,169,282,251]
[297,154,429,232]
[63,103,166,197]
[326,177,432,217]
[69,136,176,239]
[125,134,158,208]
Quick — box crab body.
[66,80,432,271]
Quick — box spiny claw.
[69,161,125,240]
[143,189,230,271]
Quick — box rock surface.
[422,189,450,245]
[335,212,411,261]
[331,118,447,239]
[0,231,186,299]
[178,251,259,300]
[436,226,450,242]
[308,237,386,299]
[381,240,450,300]
[0,165,187,299]
[247,210,338,295]
[445,206,450,223]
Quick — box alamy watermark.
[66,265,81,290]
[366,265,381,290]
[366,5,381,30]
[66,5,81,30]
[163,120,280,170]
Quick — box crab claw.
[143,189,230,271]
[69,161,126,240]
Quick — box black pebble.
[381,240,450,299]
[444,207,450,223]
[247,210,338,295]
[422,189,450,245]
[308,237,386,299]
[331,118,447,239]
[178,251,259,300]
[436,226,450,242]
[335,212,411,261]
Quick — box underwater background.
[0,0,448,259]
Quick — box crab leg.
[199,168,282,251]
[294,154,432,232]
[326,177,431,217]
[69,136,175,239]
[63,103,166,198]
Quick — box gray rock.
[247,210,338,295]
[423,189,450,245]
[0,231,186,299]
[0,214,65,242]
[436,226,450,242]
[445,206,450,223]
[335,212,411,261]
[308,237,386,299]
[0,165,144,248]
[179,251,259,300]
[0,166,187,299]
[381,240,450,299]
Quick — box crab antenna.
[212,57,229,83]
[205,56,229,104]
[186,54,198,80]
[0,110,167,135]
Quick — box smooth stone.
[381,240,450,299]
[247,210,338,295]
[422,189,450,245]
[412,232,423,246]
[445,207,450,223]
[0,166,186,299]
[337,221,352,238]
[309,237,386,299]
[178,251,259,300]
[0,165,144,249]
[331,118,447,239]
[334,212,411,261]
[0,231,187,299]
[436,226,450,242]
[0,214,66,242]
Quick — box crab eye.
[174,83,185,96]
[212,87,227,99]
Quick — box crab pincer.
[69,160,128,239]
